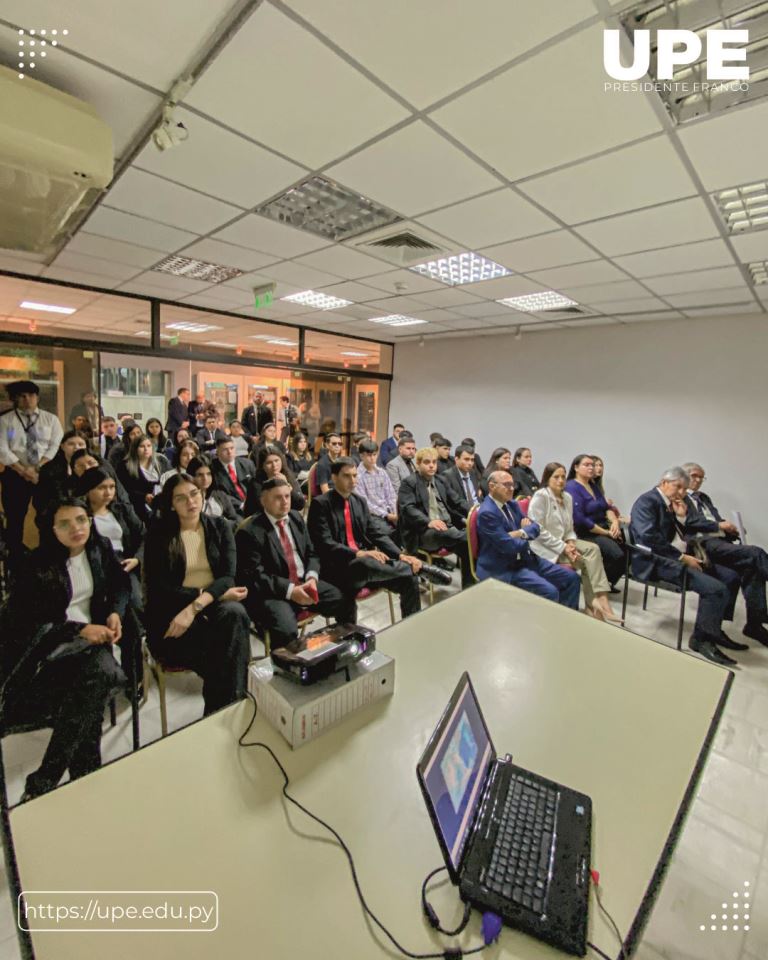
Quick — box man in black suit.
[434,438,455,475]
[442,444,482,507]
[316,432,344,493]
[398,447,472,587]
[165,387,190,438]
[241,392,273,438]
[682,462,768,645]
[196,413,228,454]
[211,437,256,514]
[629,466,742,666]
[99,416,120,460]
[236,478,355,650]
[308,458,423,619]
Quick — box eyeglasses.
[494,482,515,489]
[172,489,202,505]
[689,474,706,481]
[54,515,91,531]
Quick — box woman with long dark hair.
[143,475,250,718]
[70,448,131,506]
[160,439,199,488]
[115,433,170,522]
[480,447,512,498]
[244,446,305,517]
[566,454,626,589]
[32,429,89,519]
[0,497,128,800]
[511,447,541,499]
[287,432,314,487]
[250,422,286,462]
[145,417,167,454]
[186,455,239,524]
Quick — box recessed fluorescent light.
[368,315,427,327]
[266,338,295,346]
[203,341,237,348]
[497,292,578,312]
[133,331,173,340]
[281,290,353,310]
[340,351,370,357]
[19,300,76,315]
[713,180,768,234]
[409,252,511,286]
[165,321,223,333]
[248,335,295,346]
[153,255,244,283]
[748,261,768,284]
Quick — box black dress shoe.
[419,563,453,586]
[689,637,737,666]
[432,556,455,571]
[717,632,749,652]
[609,585,622,595]
[743,623,768,646]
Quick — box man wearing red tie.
[211,437,256,514]
[308,458,423,620]
[235,478,354,649]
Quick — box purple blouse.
[565,480,612,536]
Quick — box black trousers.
[0,469,35,574]
[149,602,250,715]
[656,559,740,644]
[5,643,126,798]
[420,526,473,588]
[703,539,768,624]
[369,515,402,547]
[331,556,421,619]
[579,533,626,586]
[252,579,356,650]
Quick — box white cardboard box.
[248,651,395,748]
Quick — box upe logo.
[604,29,750,81]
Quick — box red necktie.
[277,518,300,584]
[344,499,359,550]
[228,463,245,501]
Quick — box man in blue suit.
[476,470,580,608]
[377,423,405,468]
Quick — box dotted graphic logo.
[699,881,750,933]
[16,28,69,79]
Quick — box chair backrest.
[306,462,320,505]
[516,497,530,516]
[467,505,480,582]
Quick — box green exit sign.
[254,291,273,309]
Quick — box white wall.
[390,313,768,545]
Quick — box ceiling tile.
[263,261,342,289]
[174,238,280,273]
[356,269,446,295]
[574,198,720,257]
[118,271,212,295]
[451,301,514,318]
[82,206,200,252]
[41,267,122,290]
[463,276,548,299]
[527,259,627,288]
[730,232,768,264]
[558,279,650,302]
[364,295,433,316]
[294,246,390,280]
[678,100,768,192]
[105,169,241,234]
[49,251,142,283]
[642,266,748,296]
[481,231,596,273]
[412,288,484,308]
[133,109,305,208]
[325,122,499,218]
[518,136,698,223]
[65,233,167,269]
[283,0,595,108]
[662,287,756,308]
[593,296,669,314]
[0,253,44,276]
[684,305,761,317]
[556,316,622,328]
[619,312,684,324]
[313,280,387,302]
[186,4,408,168]
[178,287,255,309]
[432,25,661,182]
[212,215,329,259]
[332,303,383,320]
[613,239,737,277]
[417,190,557,248]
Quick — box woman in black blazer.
[115,433,170,523]
[245,446,305,517]
[511,447,541,500]
[0,497,128,800]
[143,475,250,717]
[187,455,239,525]
[32,429,89,522]
[70,448,131,506]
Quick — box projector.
[271,623,376,685]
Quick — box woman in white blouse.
[528,462,621,622]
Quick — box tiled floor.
[2,576,767,960]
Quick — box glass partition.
[303,329,392,374]
[159,304,299,363]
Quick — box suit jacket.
[442,464,482,506]
[241,403,273,437]
[244,478,305,519]
[211,457,256,509]
[397,472,469,547]
[308,490,400,580]
[236,510,319,610]
[195,427,228,453]
[98,500,145,564]
[165,396,188,435]
[100,434,120,459]
[475,496,542,582]
[115,455,170,522]
[377,436,398,468]
[436,455,455,474]
[143,515,236,641]
[628,488,683,582]
[385,454,415,495]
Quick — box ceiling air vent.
[353,222,453,266]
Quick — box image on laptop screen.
[421,679,494,870]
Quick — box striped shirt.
[355,465,396,518]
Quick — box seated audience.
[528,463,619,621]
[398,447,472,587]
[443,443,482,507]
[145,418,167,454]
[377,423,405,468]
[68,390,103,440]
[314,417,337,456]
[681,462,768,645]
[99,416,120,460]
[350,432,369,465]
[228,420,252,457]
[480,447,512,498]
[71,448,130,506]
[107,419,142,467]
[211,436,256,514]
[461,438,485,475]
[195,413,227,454]
[511,447,541,499]
[287,432,314,490]
[115,433,170,523]
[0,497,128,799]
[187,455,239,524]
[476,471,580,608]
[385,433,417,495]
[165,428,193,467]
[159,439,200,487]
[308,458,423,619]
[250,422,287,462]
[143,475,250,716]
[355,439,400,541]
[566,454,626,589]
[315,432,344,493]
[69,414,96,450]
[236,477,356,649]
[33,430,88,521]
[630,467,741,665]
[245,447,305,518]
[434,437,455,474]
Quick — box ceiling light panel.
[281,290,353,310]
[713,180,768,234]
[256,175,401,242]
[203,341,237,348]
[165,321,223,333]
[497,292,578,312]
[368,314,428,326]
[19,300,76,315]
[340,351,370,357]
[249,334,297,345]
[409,252,512,286]
[748,260,768,283]
[153,255,244,283]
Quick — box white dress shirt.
[0,407,63,467]
[265,511,317,600]
[528,488,577,562]
[65,551,94,624]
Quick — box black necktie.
[462,475,472,502]
[406,460,414,473]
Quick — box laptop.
[417,673,592,957]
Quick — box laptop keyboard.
[484,773,558,915]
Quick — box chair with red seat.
[417,546,461,605]
[466,505,480,583]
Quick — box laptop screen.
[418,674,495,874]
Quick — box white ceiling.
[0,0,765,348]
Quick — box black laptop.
[417,673,592,956]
